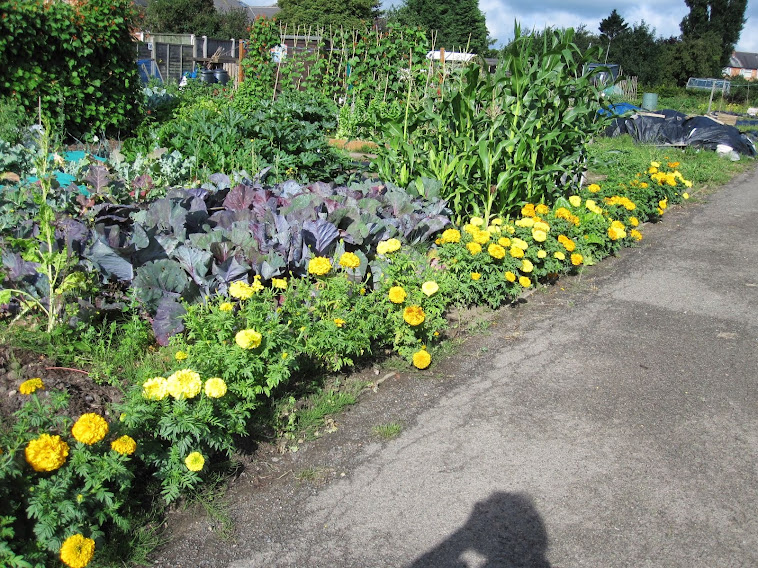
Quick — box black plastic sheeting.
[605,109,757,156]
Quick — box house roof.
[730,52,758,70]
[239,2,280,18]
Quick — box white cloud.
[382,0,758,53]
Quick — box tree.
[609,21,661,85]
[680,0,747,67]
[599,9,629,63]
[277,0,380,29]
[658,32,723,85]
[389,0,491,54]
[145,0,219,36]
[217,8,251,39]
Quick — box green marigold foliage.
[0,0,141,137]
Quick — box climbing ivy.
[0,0,141,138]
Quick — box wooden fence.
[135,32,244,84]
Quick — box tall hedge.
[0,0,141,138]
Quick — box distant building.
[242,3,280,19]
[723,52,758,80]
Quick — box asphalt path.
[156,165,758,568]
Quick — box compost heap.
[604,107,757,157]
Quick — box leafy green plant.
[1,125,87,332]
[373,26,610,222]
[0,0,141,138]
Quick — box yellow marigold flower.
[531,228,547,243]
[611,220,625,230]
[683,179,693,188]
[185,451,205,472]
[533,221,550,233]
[435,238,442,245]
[587,183,601,193]
[471,272,481,280]
[486,224,501,234]
[204,377,227,398]
[25,434,69,472]
[509,246,525,259]
[421,281,439,296]
[665,173,677,186]
[19,378,44,395]
[571,253,583,266]
[71,413,109,445]
[463,223,477,235]
[388,286,407,304]
[166,369,203,399]
[488,243,506,259]
[472,229,490,244]
[515,217,535,228]
[251,275,264,293]
[648,166,658,174]
[683,192,690,199]
[308,256,332,275]
[271,277,288,289]
[333,318,346,327]
[521,203,536,217]
[659,199,668,210]
[412,349,432,369]
[556,207,580,226]
[554,251,566,261]
[608,226,627,241]
[505,224,516,235]
[219,302,234,312]
[521,259,534,273]
[629,217,639,227]
[504,271,517,282]
[585,200,603,215]
[558,235,576,252]
[60,534,95,568]
[568,195,581,207]
[650,161,660,168]
[491,218,503,226]
[519,276,532,288]
[668,161,680,168]
[175,350,188,361]
[640,182,649,188]
[403,306,425,326]
[235,329,262,350]
[440,228,461,244]
[376,238,401,255]
[537,250,547,259]
[498,237,511,247]
[511,237,528,250]
[466,242,482,255]
[630,229,643,241]
[470,216,485,227]
[535,204,550,215]
[111,435,137,456]
[339,252,360,269]
[229,280,254,300]
[142,377,168,400]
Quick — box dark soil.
[0,345,123,425]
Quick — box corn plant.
[372,26,610,221]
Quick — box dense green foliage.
[0,0,140,138]
[388,0,490,54]
[680,0,748,68]
[276,0,380,29]
[145,0,250,38]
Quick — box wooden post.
[238,39,245,85]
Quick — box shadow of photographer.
[408,491,551,568]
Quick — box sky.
[381,0,758,53]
